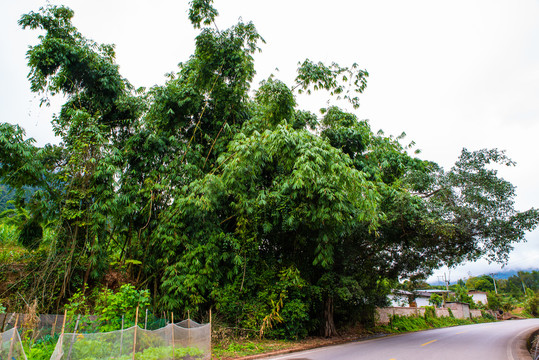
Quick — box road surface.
[267,319,539,360]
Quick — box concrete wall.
[376,307,425,325]
[376,307,452,325]
[436,308,450,318]
[470,309,482,318]
[376,304,478,325]
[445,302,471,319]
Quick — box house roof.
[391,290,414,296]
[414,289,453,298]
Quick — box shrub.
[23,334,59,360]
[423,306,436,319]
[64,283,151,332]
[95,284,151,331]
[66,339,204,360]
[382,312,495,334]
[18,217,43,250]
[525,292,539,317]
[0,224,18,246]
[271,298,309,339]
[428,294,443,308]
[481,310,496,321]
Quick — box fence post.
[120,315,125,355]
[60,310,67,335]
[7,314,19,360]
[209,308,212,359]
[144,309,148,330]
[187,311,191,346]
[132,307,139,360]
[51,314,59,337]
[171,313,175,360]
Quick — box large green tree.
[1,0,537,337]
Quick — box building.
[388,289,454,307]
[388,290,414,307]
[468,290,488,305]
[413,289,453,307]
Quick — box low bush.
[23,334,59,360]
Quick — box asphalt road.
[267,319,539,360]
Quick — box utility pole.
[437,271,450,291]
[518,272,527,294]
[489,273,498,294]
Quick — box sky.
[1,0,538,284]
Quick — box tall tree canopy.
[1,0,537,337]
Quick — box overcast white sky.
[2,0,538,284]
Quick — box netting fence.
[0,313,96,340]
[0,313,211,360]
[51,320,210,360]
[0,327,27,360]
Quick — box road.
[267,319,539,360]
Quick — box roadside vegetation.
[378,307,496,334]
[398,271,539,319]
[1,0,538,354]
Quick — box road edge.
[509,322,539,360]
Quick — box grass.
[0,224,57,264]
[0,224,19,245]
[0,224,27,264]
[212,339,293,359]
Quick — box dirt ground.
[223,330,388,360]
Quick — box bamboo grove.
[1,1,538,338]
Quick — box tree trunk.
[55,225,78,309]
[323,295,337,337]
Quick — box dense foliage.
[1,0,538,338]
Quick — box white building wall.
[470,292,488,305]
[415,297,430,307]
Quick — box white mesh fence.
[0,328,27,360]
[50,321,210,360]
[0,314,97,337]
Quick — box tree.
[487,291,501,311]
[3,0,538,338]
[453,284,475,306]
[14,4,144,304]
[525,291,539,317]
[466,276,495,292]
[414,148,539,265]
[429,293,443,308]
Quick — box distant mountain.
[481,268,538,280]
[428,268,539,285]
[0,183,39,213]
[0,184,16,212]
